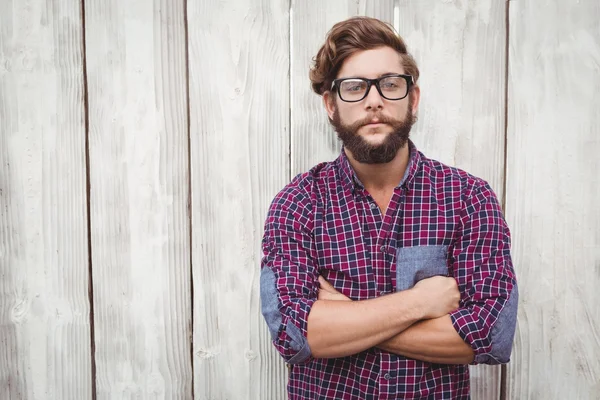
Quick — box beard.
[330,97,416,164]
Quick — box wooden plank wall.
[1,0,599,399]
[0,1,92,399]
[187,1,290,399]
[506,0,600,398]
[84,0,192,398]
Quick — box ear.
[410,84,421,115]
[323,91,336,120]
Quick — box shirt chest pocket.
[395,245,449,292]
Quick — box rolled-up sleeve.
[449,182,518,365]
[260,185,318,365]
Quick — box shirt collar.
[336,139,422,194]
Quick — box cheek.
[391,102,410,119]
[336,104,362,123]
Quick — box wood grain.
[187,1,290,398]
[396,1,507,398]
[290,0,395,177]
[506,1,600,398]
[358,0,396,24]
[0,1,92,398]
[84,0,192,397]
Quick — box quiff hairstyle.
[309,16,420,96]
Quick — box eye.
[379,77,407,93]
[340,80,367,92]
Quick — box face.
[324,46,420,164]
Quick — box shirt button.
[384,373,391,380]
[380,245,386,253]
[370,202,378,209]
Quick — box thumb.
[318,276,336,291]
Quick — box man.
[260,16,518,399]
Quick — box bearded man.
[260,16,518,399]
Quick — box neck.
[345,144,411,192]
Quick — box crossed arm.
[310,276,474,364]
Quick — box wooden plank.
[84,0,192,398]
[290,0,395,176]
[187,1,290,398]
[506,1,600,398]
[0,1,92,399]
[358,0,396,22]
[396,1,507,398]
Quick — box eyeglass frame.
[330,74,414,103]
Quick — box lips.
[361,115,390,128]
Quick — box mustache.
[345,114,399,131]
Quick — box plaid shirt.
[260,142,518,399]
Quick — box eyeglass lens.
[338,76,408,102]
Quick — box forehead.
[337,46,405,79]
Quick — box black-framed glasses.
[331,74,413,102]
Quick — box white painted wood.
[187,1,290,399]
[84,0,192,398]
[469,364,501,400]
[358,0,396,22]
[0,1,92,399]
[506,1,600,398]
[290,0,395,177]
[397,1,507,397]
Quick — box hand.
[318,276,351,301]
[412,276,460,319]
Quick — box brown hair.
[309,17,419,96]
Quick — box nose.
[364,84,384,111]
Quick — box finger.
[322,281,344,298]
[318,275,333,289]
[319,276,340,294]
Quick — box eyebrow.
[337,72,404,80]
[379,72,403,78]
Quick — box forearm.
[307,289,423,358]
[377,314,474,364]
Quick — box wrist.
[405,286,429,320]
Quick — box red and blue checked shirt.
[260,141,518,399]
